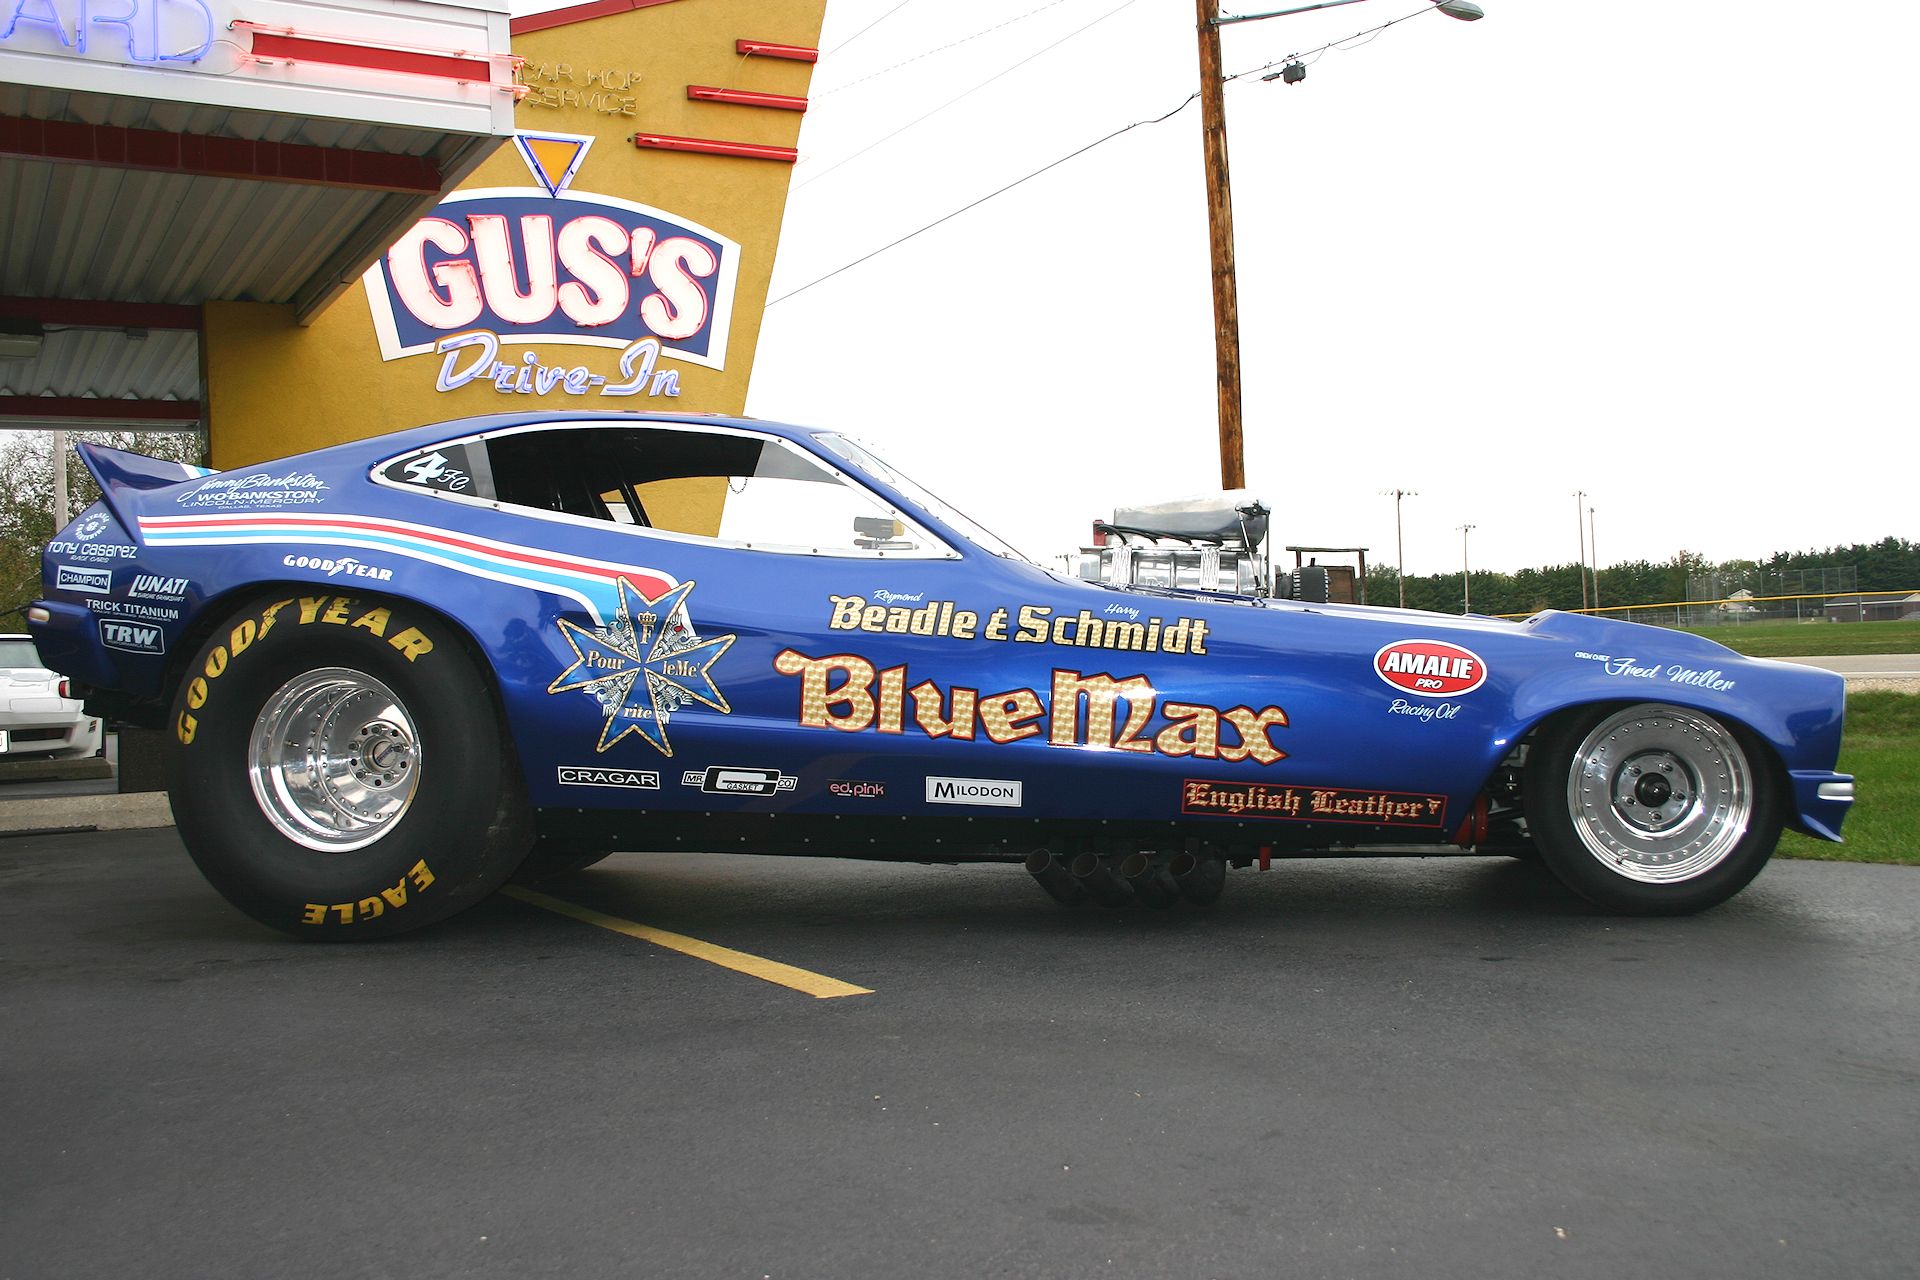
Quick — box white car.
[1,633,102,760]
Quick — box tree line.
[1364,538,1920,617]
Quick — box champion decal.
[136,513,671,622]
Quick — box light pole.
[1196,1,1485,489]
[1589,505,1599,611]
[1572,489,1588,611]
[1382,488,1416,607]
[1458,522,1476,614]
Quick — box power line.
[795,0,1143,191]
[767,93,1199,308]
[814,0,1079,100]
[771,3,1448,305]
[822,0,921,57]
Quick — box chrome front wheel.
[1524,702,1783,914]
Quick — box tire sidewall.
[1524,702,1784,915]
[169,591,529,939]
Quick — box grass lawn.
[1776,691,1919,866]
[1677,617,1920,658]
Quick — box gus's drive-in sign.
[199,0,826,468]
[363,134,739,399]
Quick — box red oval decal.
[1374,639,1487,697]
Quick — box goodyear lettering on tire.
[173,596,435,746]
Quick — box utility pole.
[1458,523,1476,614]
[1573,489,1588,610]
[1382,489,1416,607]
[1195,0,1244,489]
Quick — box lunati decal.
[773,649,1287,764]
[1182,781,1447,828]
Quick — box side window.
[472,425,944,556]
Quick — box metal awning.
[0,0,517,430]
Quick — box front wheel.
[1522,703,1783,915]
[169,593,532,939]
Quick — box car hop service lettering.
[773,649,1287,764]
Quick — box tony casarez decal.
[1182,781,1447,828]
[1374,640,1487,698]
[773,650,1287,763]
[362,187,740,371]
[548,577,735,757]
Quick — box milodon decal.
[828,595,1211,655]
[548,578,734,757]
[1374,640,1487,698]
[925,776,1022,808]
[302,860,436,925]
[773,650,1288,764]
[1182,781,1448,829]
[138,513,672,623]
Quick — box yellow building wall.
[204,0,827,469]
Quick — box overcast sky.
[681,0,1917,578]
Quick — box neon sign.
[0,0,216,64]
[362,187,740,370]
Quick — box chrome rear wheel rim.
[1565,704,1753,884]
[248,667,421,852]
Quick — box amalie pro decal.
[1374,640,1488,698]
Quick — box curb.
[0,792,175,833]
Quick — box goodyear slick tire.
[168,592,532,940]
[1522,702,1783,916]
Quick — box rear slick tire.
[168,593,532,939]
[1523,702,1783,915]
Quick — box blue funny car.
[29,412,1853,937]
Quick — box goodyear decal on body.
[138,513,671,623]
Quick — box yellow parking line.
[500,886,873,999]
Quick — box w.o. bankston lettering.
[925,776,1022,808]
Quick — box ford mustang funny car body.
[29,413,1853,937]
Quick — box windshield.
[814,434,1032,564]
[1,637,43,668]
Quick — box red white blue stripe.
[137,513,672,622]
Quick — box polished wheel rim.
[248,667,421,852]
[1565,704,1752,883]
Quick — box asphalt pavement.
[3,830,1916,1279]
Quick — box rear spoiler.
[72,441,215,537]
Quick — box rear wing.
[70,442,214,537]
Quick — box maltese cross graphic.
[548,578,735,756]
